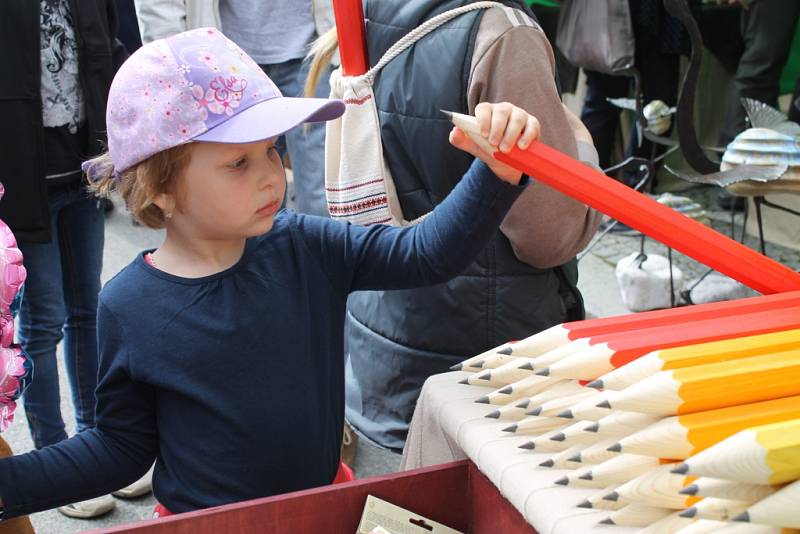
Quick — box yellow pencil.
[590,328,800,391]
[558,454,662,489]
[673,419,800,484]
[576,485,626,511]
[680,497,750,521]
[609,464,698,509]
[734,479,800,528]
[606,351,800,416]
[599,503,673,527]
[614,396,800,459]
[475,375,560,405]
[557,390,618,421]
[586,411,663,438]
[681,477,780,504]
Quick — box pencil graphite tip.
[449,363,463,371]
[539,459,555,468]
[576,500,592,509]
[598,518,615,525]
[550,433,566,442]
[475,395,490,404]
[671,463,689,475]
[440,109,454,120]
[603,491,620,502]
[502,424,518,433]
[584,422,600,433]
[578,472,593,481]
[498,346,513,355]
[515,399,531,409]
[474,359,486,368]
[678,508,697,519]
[557,410,574,419]
[596,400,612,409]
[518,362,534,371]
[485,410,501,419]
[679,484,698,496]
[458,378,470,385]
[518,441,536,450]
[733,512,750,523]
[606,443,622,453]
[526,407,542,416]
[535,368,550,376]
[477,372,492,381]
[568,454,582,463]
[498,386,513,395]
[554,476,569,486]
[586,379,603,389]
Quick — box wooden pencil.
[681,498,750,521]
[558,390,618,421]
[485,399,531,421]
[576,438,623,465]
[576,485,626,512]
[448,111,800,294]
[540,444,586,469]
[531,389,599,418]
[591,328,800,391]
[523,425,580,452]
[600,503,673,527]
[676,520,730,534]
[537,308,800,381]
[614,396,800,459]
[606,352,800,416]
[674,419,800,484]
[468,357,538,387]
[475,375,560,406]
[504,415,565,436]
[610,464,698,509]
[681,477,779,504]
[638,511,694,534]
[561,454,662,489]
[513,381,583,413]
[586,411,663,438]
[734,480,800,528]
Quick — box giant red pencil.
[332,0,369,76]
[446,112,800,294]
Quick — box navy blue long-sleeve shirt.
[0,160,526,517]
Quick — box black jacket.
[0,0,127,243]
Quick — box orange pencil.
[607,352,800,416]
[536,307,800,381]
[591,328,800,391]
[613,396,800,459]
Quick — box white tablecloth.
[401,371,638,534]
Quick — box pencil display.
[734,480,800,528]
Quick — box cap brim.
[193,97,345,144]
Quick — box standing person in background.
[307,0,601,461]
[135,0,335,217]
[0,0,148,520]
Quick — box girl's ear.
[153,193,176,217]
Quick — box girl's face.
[171,139,287,240]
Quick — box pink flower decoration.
[0,346,28,402]
[0,399,16,432]
[0,314,13,347]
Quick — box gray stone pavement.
[4,183,796,532]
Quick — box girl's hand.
[449,102,540,185]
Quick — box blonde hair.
[86,144,193,229]
[304,29,339,98]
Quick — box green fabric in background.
[780,19,800,95]
[526,0,560,7]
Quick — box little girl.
[0,28,540,518]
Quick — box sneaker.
[57,495,115,519]
[112,469,153,499]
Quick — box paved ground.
[3,183,796,532]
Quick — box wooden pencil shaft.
[615,464,696,509]
[676,520,730,534]
[578,454,662,487]
[691,477,778,503]
[580,438,623,464]
[689,497,749,521]
[592,411,663,437]
[474,357,537,387]
[569,393,615,421]
[536,389,598,418]
[512,416,566,435]
[608,504,673,527]
[493,402,530,422]
[586,485,627,511]
[637,512,693,534]
[548,444,586,469]
[484,375,558,405]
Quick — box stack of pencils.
[451,292,800,532]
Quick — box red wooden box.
[91,460,537,533]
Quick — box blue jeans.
[18,181,104,449]
[262,57,333,217]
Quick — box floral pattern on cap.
[106,28,282,174]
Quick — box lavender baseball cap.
[102,28,344,174]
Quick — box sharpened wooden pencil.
[675,419,800,484]
[541,444,586,469]
[504,415,565,435]
[564,454,662,489]
[682,477,779,504]
[448,111,800,294]
[533,389,599,418]
[486,399,531,422]
[681,498,750,521]
[611,464,698,509]
[637,511,693,534]
[592,329,800,391]
[734,480,800,528]
[469,357,540,387]
[515,380,582,412]
[577,485,626,511]
[537,308,800,381]
[559,390,618,421]
[477,375,560,405]
[602,503,673,527]
[587,411,663,438]
[577,438,623,465]
[607,352,800,416]
[615,396,800,459]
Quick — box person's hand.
[449,102,540,185]
[562,103,593,146]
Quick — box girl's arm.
[0,303,158,519]
[295,103,535,293]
